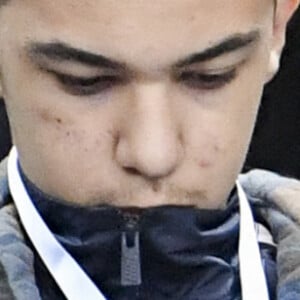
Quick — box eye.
[177,69,237,90]
[54,73,124,96]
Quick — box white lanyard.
[7,146,269,300]
[237,181,269,300]
[7,147,107,300]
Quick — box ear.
[266,0,300,81]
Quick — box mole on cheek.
[55,118,62,124]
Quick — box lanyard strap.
[8,147,269,300]
[237,181,270,300]
[7,147,107,300]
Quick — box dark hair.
[0,0,10,6]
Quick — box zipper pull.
[121,212,142,286]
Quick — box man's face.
[0,1,277,207]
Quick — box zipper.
[121,211,142,286]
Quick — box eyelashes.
[177,69,237,90]
[54,73,125,96]
[52,68,237,96]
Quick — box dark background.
[0,100,10,160]
[1,9,300,177]
[244,8,300,178]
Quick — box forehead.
[17,0,270,31]
[2,1,272,66]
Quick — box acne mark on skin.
[39,109,52,122]
[199,160,212,169]
[55,118,62,124]
[198,142,223,169]
[39,109,64,127]
[214,144,221,153]
[189,14,197,22]
[95,138,102,149]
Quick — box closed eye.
[53,72,125,96]
[177,69,237,90]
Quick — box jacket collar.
[1,157,300,299]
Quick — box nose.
[116,83,183,179]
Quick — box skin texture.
[0,0,298,208]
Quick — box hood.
[240,170,300,300]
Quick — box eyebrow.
[175,30,260,68]
[27,30,260,72]
[27,41,126,70]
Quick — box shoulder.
[239,169,300,223]
[240,169,300,299]
[0,157,28,260]
[0,202,41,300]
[0,158,41,299]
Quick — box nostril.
[124,167,141,176]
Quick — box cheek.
[36,106,118,158]
[197,141,225,170]
[37,108,82,144]
[198,144,221,169]
[193,121,255,181]
[187,117,242,173]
